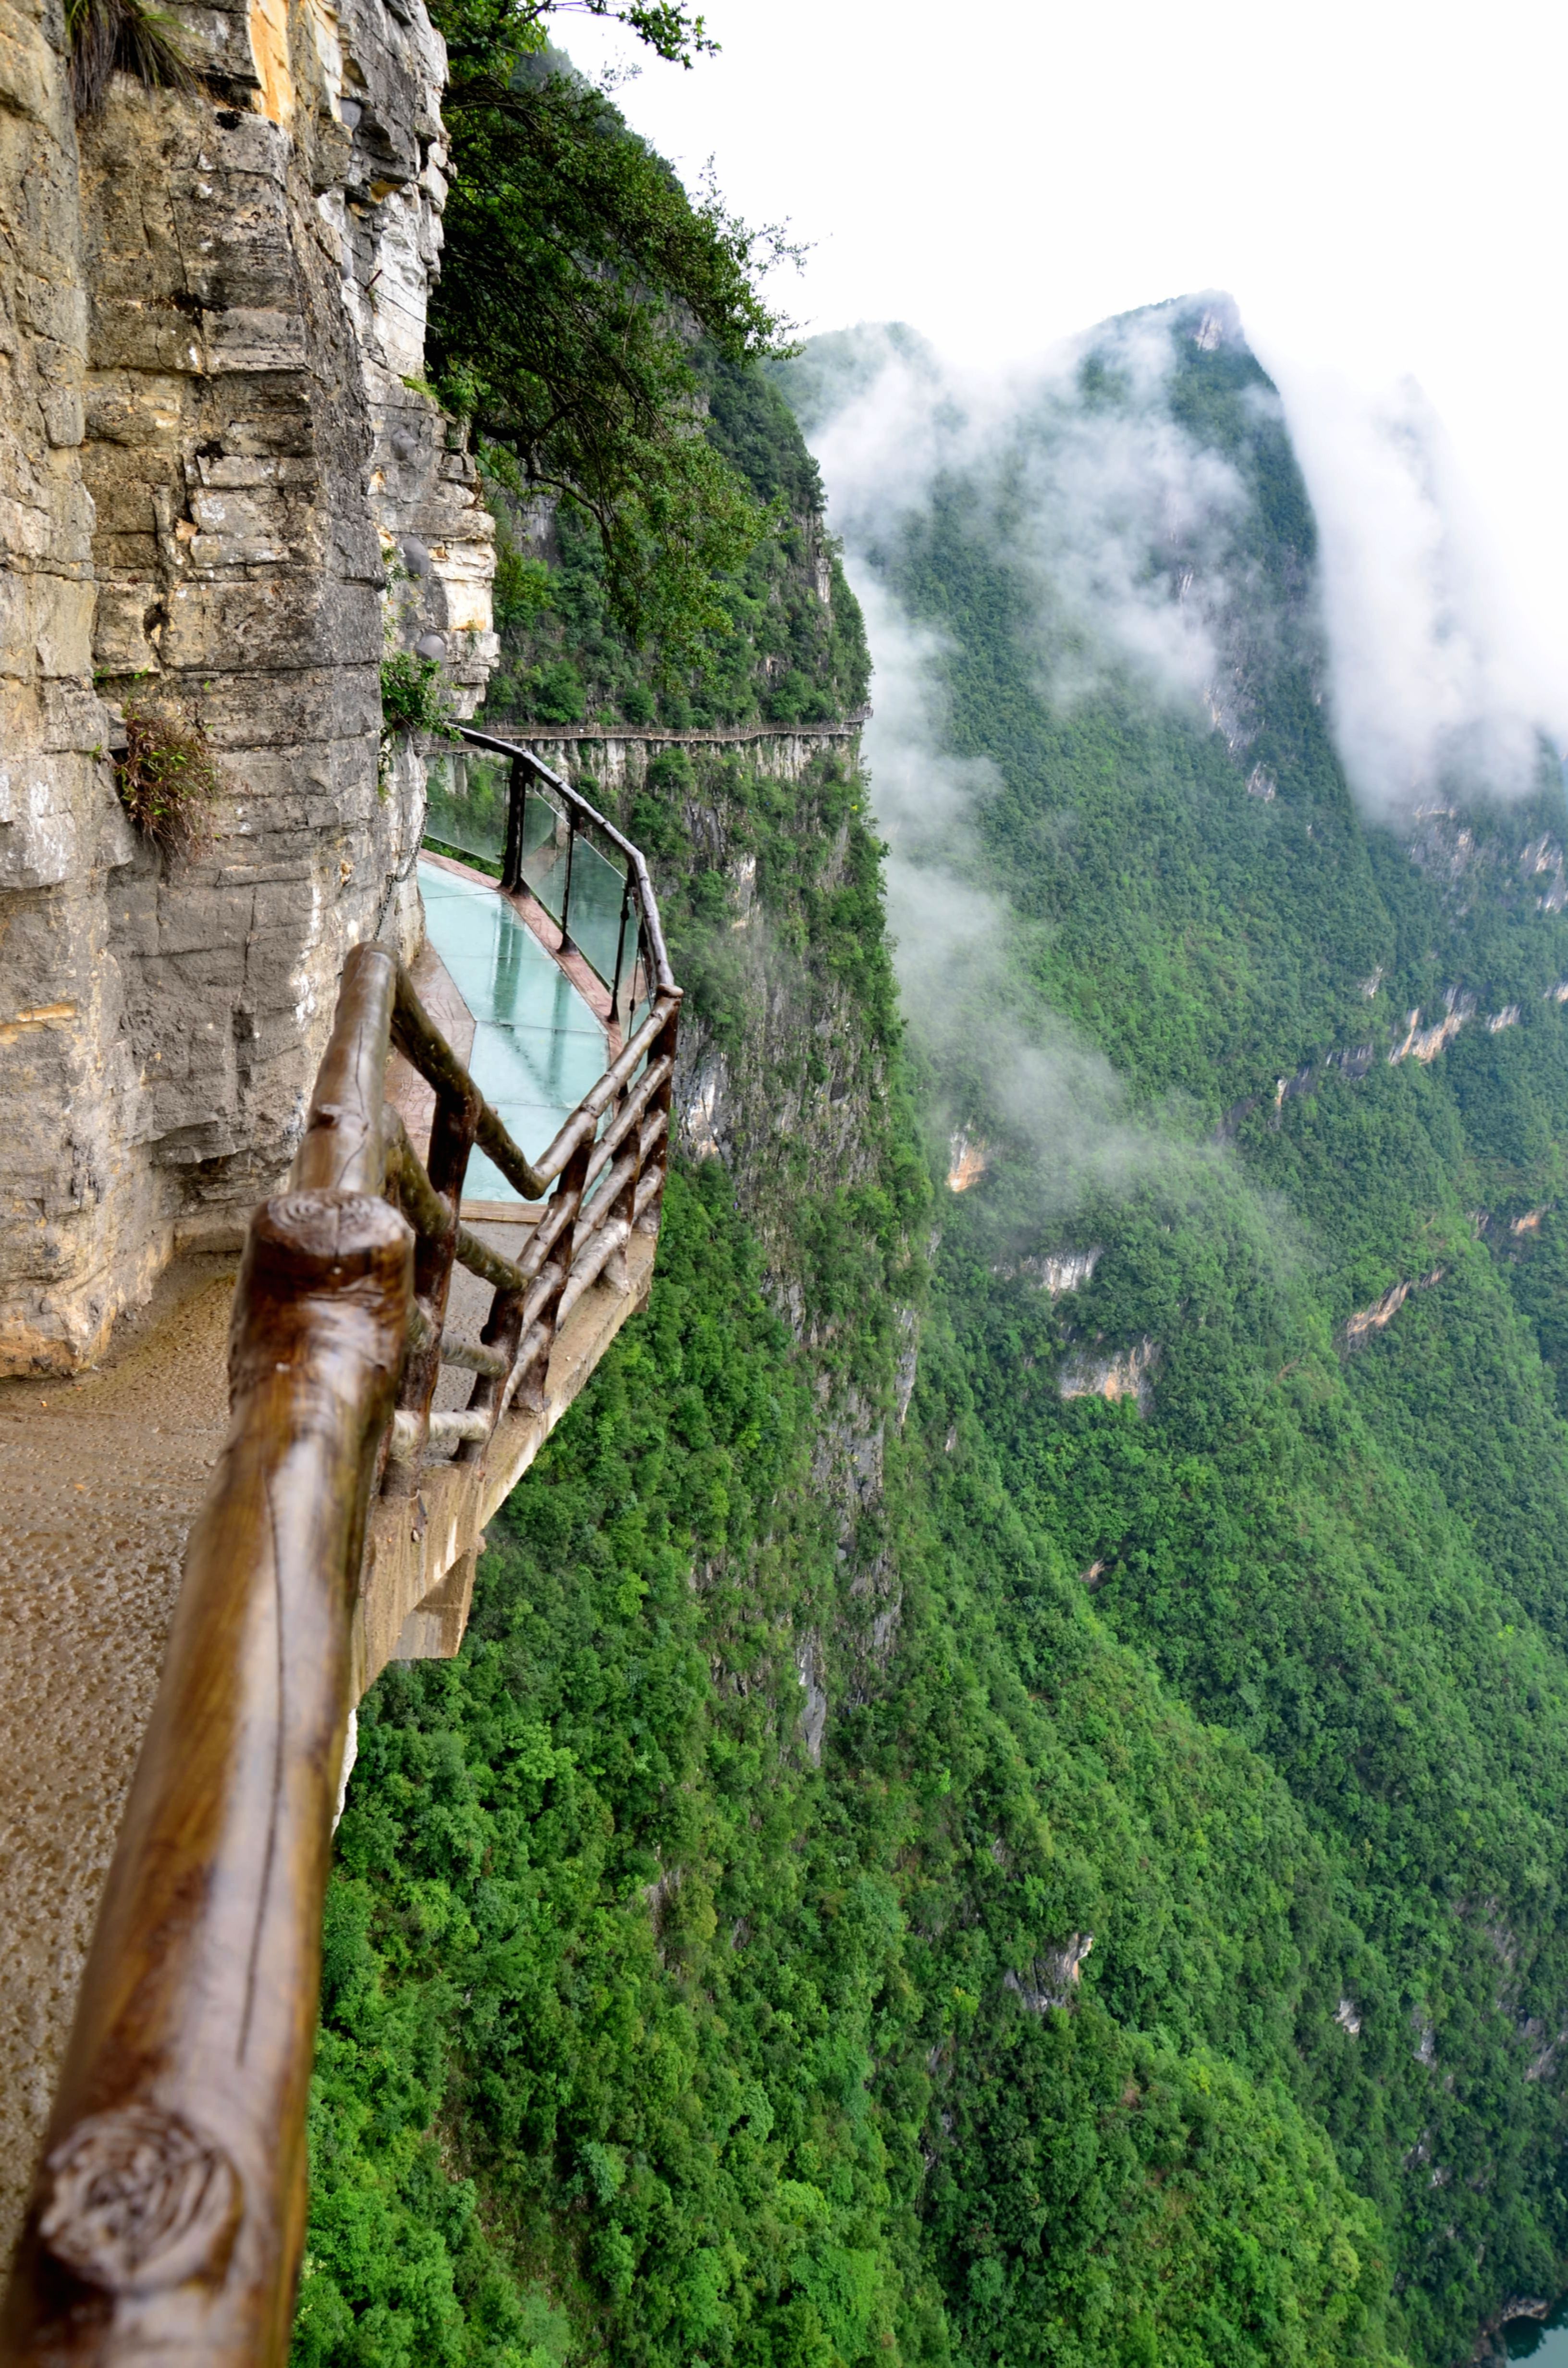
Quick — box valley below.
[298,288,1568,2368]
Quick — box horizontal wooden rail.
[4,822,682,2361]
[0,943,411,2365]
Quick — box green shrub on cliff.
[478,361,869,729]
[428,17,786,665]
[298,1165,1409,2368]
[419,0,868,720]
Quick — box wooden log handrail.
[2,838,680,2363]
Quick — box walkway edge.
[355,1235,655,1687]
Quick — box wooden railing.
[0,809,679,2364]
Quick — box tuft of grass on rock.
[114,701,221,858]
[379,652,453,740]
[66,0,197,116]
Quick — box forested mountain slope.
[479,346,870,731]
[298,273,1568,2368]
[780,299,1568,2367]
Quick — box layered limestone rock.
[0,0,119,1369]
[0,0,494,1371]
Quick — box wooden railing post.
[601,974,664,1291]
[453,1280,527,1460]
[384,976,480,1492]
[520,1134,592,1416]
[600,1095,636,1296]
[0,1191,413,2367]
[637,998,682,1240]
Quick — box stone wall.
[0,0,118,1370]
[0,0,494,1372]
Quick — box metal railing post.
[501,754,525,892]
[558,812,576,955]
[611,874,632,1032]
[454,730,679,1008]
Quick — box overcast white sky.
[561,0,1568,701]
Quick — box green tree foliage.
[845,300,1568,2362]
[299,1161,1408,2368]
[428,10,788,658]
[480,354,869,726]
[300,292,1568,2368]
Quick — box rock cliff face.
[519,726,916,1764]
[0,0,494,1372]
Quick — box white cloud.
[811,301,1566,823]
[1268,362,1567,814]
[557,0,1568,734]
[812,308,1250,723]
[1005,310,1250,710]
[856,574,1168,1215]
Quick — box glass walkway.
[417,856,609,1204]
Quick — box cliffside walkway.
[1,743,680,2363]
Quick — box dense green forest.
[319,25,1568,2364]
[478,348,870,730]
[777,303,1568,2366]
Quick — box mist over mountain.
[767,297,1568,2366]
[784,297,1566,824]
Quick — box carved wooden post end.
[0,1189,413,2368]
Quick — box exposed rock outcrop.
[1343,1269,1444,1351]
[945,1129,987,1192]
[1010,1246,1101,1296]
[1004,1934,1094,2012]
[1389,992,1474,1066]
[0,0,494,1371]
[1059,1336,1157,1413]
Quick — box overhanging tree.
[427,0,794,663]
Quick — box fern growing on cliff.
[113,700,220,856]
[65,0,196,116]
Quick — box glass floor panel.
[418,858,609,1202]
